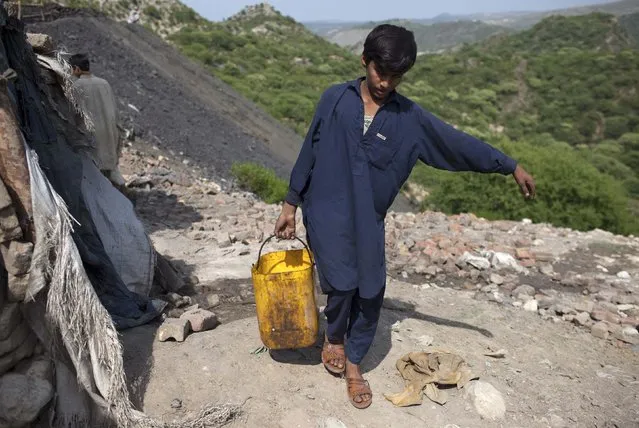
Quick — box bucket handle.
[255,234,314,270]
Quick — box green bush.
[143,5,162,21]
[172,7,199,24]
[421,139,639,235]
[231,162,288,203]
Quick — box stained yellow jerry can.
[251,235,319,349]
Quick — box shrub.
[421,139,638,235]
[231,162,288,203]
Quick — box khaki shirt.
[72,74,120,171]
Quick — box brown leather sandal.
[346,377,373,409]
[321,339,346,375]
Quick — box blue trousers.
[323,286,385,365]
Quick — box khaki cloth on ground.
[384,349,478,406]
[71,74,120,172]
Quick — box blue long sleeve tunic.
[286,78,517,298]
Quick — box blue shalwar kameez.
[285,78,517,364]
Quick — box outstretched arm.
[415,106,535,198]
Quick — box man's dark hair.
[69,53,90,72]
[363,24,417,76]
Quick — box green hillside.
[169,3,359,135]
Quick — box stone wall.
[0,177,52,428]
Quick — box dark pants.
[324,287,385,365]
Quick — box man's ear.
[361,55,366,68]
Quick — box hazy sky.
[181,0,613,22]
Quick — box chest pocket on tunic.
[364,134,403,170]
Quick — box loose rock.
[490,252,525,272]
[465,381,506,421]
[512,284,535,297]
[524,300,539,312]
[157,318,191,342]
[318,417,348,428]
[574,300,595,314]
[515,248,533,260]
[614,326,639,345]
[489,273,504,285]
[591,322,609,340]
[591,310,620,325]
[539,264,554,276]
[573,312,591,326]
[180,308,219,332]
[206,294,221,308]
[458,252,490,270]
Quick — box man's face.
[71,66,81,77]
[362,57,403,101]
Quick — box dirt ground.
[121,277,639,428]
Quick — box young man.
[274,24,535,409]
[69,53,125,190]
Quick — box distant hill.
[305,0,639,46]
[455,0,639,29]
[324,20,514,54]
[405,12,638,144]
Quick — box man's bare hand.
[274,202,297,239]
[513,165,536,200]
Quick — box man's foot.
[345,360,372,409]
[321,336,345,375]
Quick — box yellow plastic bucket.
[251,235,318,350]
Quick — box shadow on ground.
[128,187,203,234]
[121,321,161,410]
[267,296,494,374]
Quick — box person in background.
[274,24,536,410]
[69,53,126,190]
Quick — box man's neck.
[360,79,387,106]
